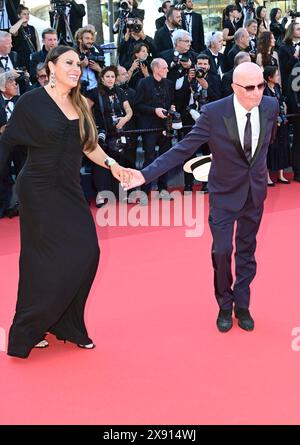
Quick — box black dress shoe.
[184,184,193,192]
[216,309,233,333]
[234,307,254,331]
[277,178,290,184]
[267,182,275,187]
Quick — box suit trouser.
[141,132,171,195]
[208,189,264,310]
[291,118,300,176]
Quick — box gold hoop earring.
[50,72,56,88]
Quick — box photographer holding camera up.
[113,0,145,42]
[75,26,105,96]
[49,0,85,45]
[118,17,157,70]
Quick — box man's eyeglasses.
[233,81,266,92]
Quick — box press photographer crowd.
[1,0,300,216]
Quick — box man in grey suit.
[123,62,278,333]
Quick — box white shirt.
[233,94,260,157]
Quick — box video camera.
[50,0,69,14]
[126,18,143,33]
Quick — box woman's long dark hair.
[45,45,97,152]
[257,31,275,66]
[270,8,280,23]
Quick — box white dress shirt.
[233,95,260,157]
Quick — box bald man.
[125,63,279,333]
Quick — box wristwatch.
[104,156,117,169]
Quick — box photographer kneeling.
[86,66,133,207]
[75,26,105,96]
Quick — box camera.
[119,0,131,11]
[162,109,183,130]
[195,67,207,79]
[246,0,255,11]
[126,18,142,33]
[115,136,127,154]
[97,129,107,144]
[15,67,29,84]
[50,0,68,14]
[288,10,300,19]
[173,1,187,11]
[80,79,90,94]
[173,51,190,65]
[79,51,105,65]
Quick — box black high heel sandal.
[56,336,95,349]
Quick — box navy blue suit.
[142,95,278,310]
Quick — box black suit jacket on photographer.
[160,48,198,71]
[154,25,176,54]
[0,50,17,71]
[118,36,158,70]
[181,11,205,54]
[49,1,85,41]
[134,76,174,129]
[227,44,250,71]
[0,94,19,127]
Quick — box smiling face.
[48,50,81,90]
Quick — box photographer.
[263,66,290,186]
[278,22,300,96]
[270,8,288,48]
[0,0,19,32]
[183,53,222,191]
[226,27,250,71]
[180,0,205,54]
[203,31,224,79]
[0,70,26,219]
[154,6,182,54]
[246,18,258,59]
[29,28,58,84]
[117,65,137,170]
[0,30,30,94]
[127,42,151,90]
[235,0,257,29]
[118,17,157,70]
[10,5,40,72]
[156,1,171,30]
[49,0,85,45]
[113,0,145,42]
[86,65,133,206]
[134,58,175,203]
[75,26,105,96]
[32,62,49,88]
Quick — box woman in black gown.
[0,46,128,358]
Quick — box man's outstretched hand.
[121,169,146,190]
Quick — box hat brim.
[183,155,212,182]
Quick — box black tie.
[244,112,252,162]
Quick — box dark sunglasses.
[233,81,266,92]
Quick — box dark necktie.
[244,112,252,162]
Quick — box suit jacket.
[155,15,166,30]
[134,75,175,129]
[142,95,279,211]
[203,48,225,77]
[227,44,249,71]
[0,94,19,127]
[49,1,85,40]
[221,69,233,97]
[2,0,19,28]
[181,11,205,54]
[278,42,298,96]
[0,51,18,71]
[154,25,174,54]
[29,46,48,84]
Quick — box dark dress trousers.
[141,95,278,310]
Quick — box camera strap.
[97,93,109,134]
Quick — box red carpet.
[1,182,300,425]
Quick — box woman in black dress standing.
[263,65,290,185]
[0,46,128,358]
[222,5,239,71]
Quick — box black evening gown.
[0,88,100,358]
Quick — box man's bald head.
[151,58,169,80]
[232,62,265,111]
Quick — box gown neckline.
[42,87,80,122]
